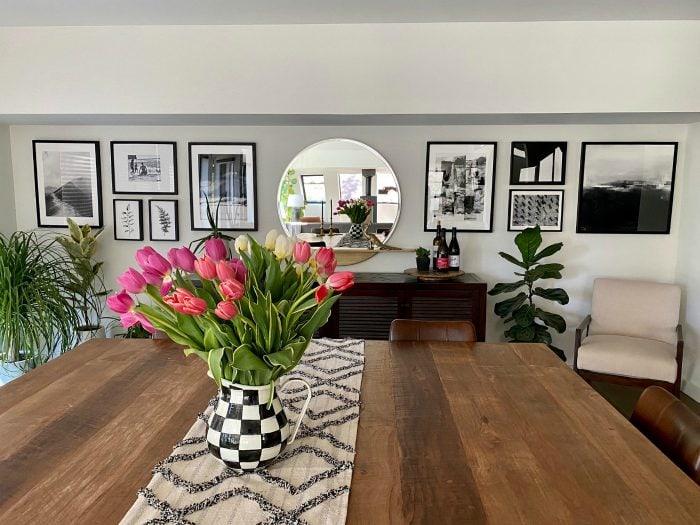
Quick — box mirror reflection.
[278,139,400,252]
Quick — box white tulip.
[234,234,249,254]
[264,229,279,250]
[274,235,293,260]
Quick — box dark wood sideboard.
[318,272,487,341]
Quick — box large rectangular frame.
[188,142,258,231]
[32,140,103,228]
[423,141,497,232]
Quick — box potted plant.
[108,231,353,472]
[56,219,109,342]
[0,231,80,383]
[488,226,569,360]
[416,247,430,272]
[335,198,374,247]
[190,194,236,256]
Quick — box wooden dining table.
[0,338,698,524]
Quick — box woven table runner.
[120,338,365,525]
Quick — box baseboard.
[683,379,700,403]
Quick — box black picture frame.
[148,199,179,241]
[510,141,567,185]
[508,189,564,232]
[576,142,678,234]
[32,140,103,228]
[424,141,497,232]
[110,141,178,195]
[188,142,258,231]
[113,199,144,241]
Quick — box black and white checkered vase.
[207,378,311,472]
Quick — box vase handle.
[279,378,312,444]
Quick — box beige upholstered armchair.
[574,278,683,396]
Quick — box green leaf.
[513,304,535,327]
[208,347,225,387]
[494,292,527,318]
[263,347,295,370]
[203,327,220,350]
[533,242,563,262]
[300,294,341,341]
[514,227,542,266]
[534,308,566,333]
[504,324,536,342]
[527,263,564,282]
[533,287,569,305]
[184,347,210,362]
[549,345,567,361]
[67,218,83,242]
[498,251,527,269]
[231,344,270,371]
[532,325,553,345]
[488,280,526,296]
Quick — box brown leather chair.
[389,319,477,343]
[631,386,700,485]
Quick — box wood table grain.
[1,339,698,524]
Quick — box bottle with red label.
[436,229,449,272]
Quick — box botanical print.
[149,200,178,241]
[113,199,143,241]
[156,205,172,234]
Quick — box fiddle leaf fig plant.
[488,226,569,361]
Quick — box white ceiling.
[0,0,699,26]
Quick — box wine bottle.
[437,229,449,272]
[448,227,460,271]
[431,221,442,271]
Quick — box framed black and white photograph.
[111,141,177,194]
[508,189,564,232]
[32,140,103,228]
[148,199,179,241]
[510,142,566,185]
[113,199,143,241]
[188,142,257,231]
[424,142,497,232]
[576,142,678,234]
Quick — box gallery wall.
[9,122,694,389]
[1,21,700,116]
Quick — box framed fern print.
[148,199,179,241]
[113,199,143,241]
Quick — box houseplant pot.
[108,232,354,471]
[416,247,431,272]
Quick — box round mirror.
[278,139,401,265]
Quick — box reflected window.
[301,174,326,202]
[338,173,363,200]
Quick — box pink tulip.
[135,246,159,269]
[194,256,218,280]
[315,284,329,303]
[315,247,337,277]
[167,247,197,272]
[116,268,147,294]
[163,289,208,316]
[219,279,246,301]
[214,301,238,320]
[107,290,136,314]
[327,271,354,292]
[229,257,248,283]
[135,246,173,294]
[216,260,238,281]
[293,241,311,264]
[120,311,156,334]
[205,238,228,261]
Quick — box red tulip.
[167,247,197,272]
[116,268,147,294]
[216,260,238,281]
[107,290,135,314]
[219,279,246,301]
[293,241,311,264]
[205,238,227,261]
[315,247,337,277]
[315,284,329,303]
[163,289,208,316]
[120,311,156,334]
[194,256,218,280]
[214,301,238,320]
[327,271,354,292]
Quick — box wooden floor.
[593,381,700,419]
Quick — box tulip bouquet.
[107,231,353,388]
[335,198,374,224]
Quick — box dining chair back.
[631,386,700,485]
[389,319,477,343]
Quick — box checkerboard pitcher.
[107,232,354,472]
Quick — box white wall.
[0,126,16,234]
[9,123,688,367]
[1,21,699,116]
[676,122,700,398]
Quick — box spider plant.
[190,194,235,256]
[0,231,80,370]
